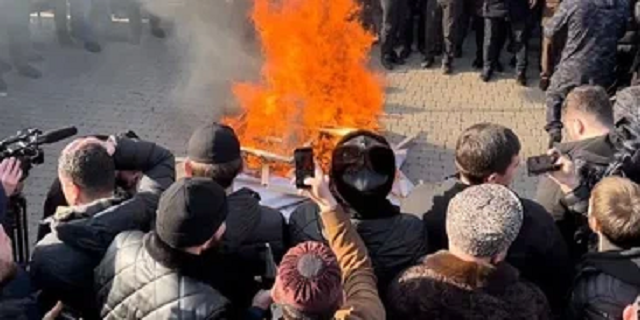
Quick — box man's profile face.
[494,155,520,186]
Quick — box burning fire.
[225,0,384,173]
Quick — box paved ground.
[0,11,547,242]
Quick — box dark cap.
[187,123,241,164]
[156,178,228,249]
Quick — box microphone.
[36,127,78,145]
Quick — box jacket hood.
[354,213,427,283]
[330,131,397,219]
[561,134,616,166]
[223,188,262,252]
[583,247,640,286]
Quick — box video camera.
[0,126,78,264]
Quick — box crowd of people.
[0,83,638,319]
[366,0,640,146]
[0,0,165,95]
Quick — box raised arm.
[300,167,385,320]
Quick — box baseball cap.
[187,123,241,164]
[156,178,228,249]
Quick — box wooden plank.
[241,147,293,163]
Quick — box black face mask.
[331,135,397,218]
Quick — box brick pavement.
[0,14,547,241]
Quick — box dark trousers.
[402,0,426,52]
[425,0,464,64]
[381,0,409,58]
[510,20,529,73]
[362,0,382,34]
[484,17,529,73]
[472,14,484,62]
[483,17,508,71]
[0,0,31,67]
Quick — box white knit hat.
[446,184,523,258]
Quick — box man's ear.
[589,215,601,233]
[66,182,82,206]
[576,119,586,136]
[184,160,193,177]
[485,173,500,184]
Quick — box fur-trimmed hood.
[388,251,552,320]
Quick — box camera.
[0,126,77,264]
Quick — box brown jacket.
[389,251,552,320]
[323,206,385,320]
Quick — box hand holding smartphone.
[526,154,560,177]
[294,148,314,189]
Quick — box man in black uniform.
[544,0,629,145]
[380,0,409,70]
[422,0,464,74]
[0,0,42,79]
[481,0,532,84]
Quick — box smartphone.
[294,148,314,189]
[526,154,559,177]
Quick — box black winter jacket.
[568,244,640,320]
[30,137,175,316]
[224,188,286,265]
[423,180,573,314]
[288,201,428,294]
[536,134,616,259]
[95,231,230,319]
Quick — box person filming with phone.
[536,85,617,260]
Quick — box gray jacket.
[95,231,230,320]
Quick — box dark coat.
[94,231,230,319]
[536,134,616,259]
[30,137,175,316]
[423,180,573,313]
[224,188,286,264]
[388,251,552,319]
[288,201,428,294]
[567,244,640,319]
[483,0,530,20]
[0,267,40,320]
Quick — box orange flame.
[225,0,384,174]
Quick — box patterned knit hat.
[446,184,523,257]
[273,242,343,316]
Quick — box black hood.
[583,247,640,286]
[223,188,262,252]
[330,131,397,219]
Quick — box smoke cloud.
[139,0,261,116]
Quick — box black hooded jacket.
[536,134,616,259]
[288,201,428,294]
[224,188,286,265]
[568,244,640,320]
[424,180,572,314]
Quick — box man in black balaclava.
[287,130,428,300]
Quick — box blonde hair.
[591,177,640,248]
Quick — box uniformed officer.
[544,0,629,146]
[381,0,409,70]
[422,0,464,74]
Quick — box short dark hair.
[188,158,243,189]
[455,123,521,184]
[58,142,115,198]
[564,86,614,125]
[591,177,640,249]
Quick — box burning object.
[226,0,414,215]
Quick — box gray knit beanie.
[446,184,524,258]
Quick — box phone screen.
[294,148,314,189]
